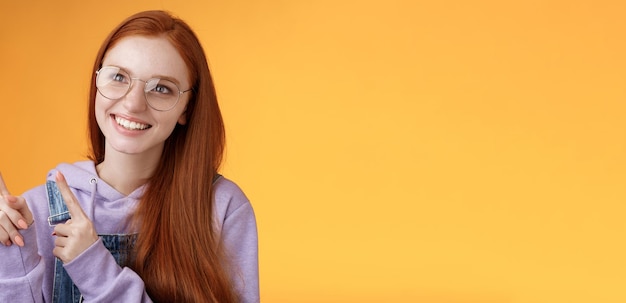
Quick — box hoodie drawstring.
[89,177,97,221]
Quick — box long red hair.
[87,10,236,302]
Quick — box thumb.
[0,172,31,229]
[5,195,33,229]
[55,171,88,221]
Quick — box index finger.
[55,171,87,220]
[0,172,11,196]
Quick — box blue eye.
[112,73,127,83]
[146,79,178,96]
[153,84,171,94]
[97,67,129,88]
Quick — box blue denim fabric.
[46,181,71,226]
[46,181,137,303]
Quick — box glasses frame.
[95,66,193,112]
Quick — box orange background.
[1,1,626,302]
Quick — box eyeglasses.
[95,66,192,111]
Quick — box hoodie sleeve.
[63,238,152,302]
[222,202,260,303]
[0,225,46,303]
[216,179,260,303]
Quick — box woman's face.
[95,35,191,158]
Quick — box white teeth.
[115,116,150,130]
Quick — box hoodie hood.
[47,161,146,201]
[45,160,144,234]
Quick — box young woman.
[0,10,259,302]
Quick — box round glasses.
[95,66,192,111]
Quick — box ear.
[177,109,188,125]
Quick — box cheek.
[173,98,190,125]
[157,111,185,131]
[94,97,108,127]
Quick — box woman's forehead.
[102,36,190,85]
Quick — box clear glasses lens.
[144,78,180,111]
[96,67,130,99]
[96,66,182,111]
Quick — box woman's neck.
[96,150,161,196]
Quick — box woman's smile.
[114,115,152,130]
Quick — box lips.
[114,115,152,130]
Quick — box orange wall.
[1,1,626,302]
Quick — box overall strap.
[46,180,71,226]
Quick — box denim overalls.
[46,180,137,303]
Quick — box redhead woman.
[0,10,259,303]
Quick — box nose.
[122,80,148,112]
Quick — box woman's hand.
[52,171,99,264]
[0,172,33,247]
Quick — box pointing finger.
[0,172,11,196]
[55,171,87,221]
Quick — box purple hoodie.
[0,161,259,302]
